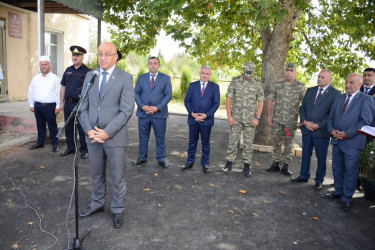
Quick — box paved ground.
[0,113,375,250]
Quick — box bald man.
[79,42,135,228]
[325,73,374,212]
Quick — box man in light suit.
[78,42,135,228]
[291,70,341,191]
[325,73,374,212]
[134,57,172,168]
[181,66,220,174]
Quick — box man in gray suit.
[79,42,135,228]
[291,70,341,191]
[325,73,374,212]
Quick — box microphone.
[88,71,99,86]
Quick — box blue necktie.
[99,72,108,99]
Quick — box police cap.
[70,45,87,55]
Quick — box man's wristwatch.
[255,116,261,121]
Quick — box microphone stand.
[57,81,95,250]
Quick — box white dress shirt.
[99,64,116,90]
[200,80,207,90]
[345,90,360,107]
[28,72,61,108]
[149,71,159,81]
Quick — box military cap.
[70,45,87,55]
[117,50,122,61]
[285,63,297,70]
[243,61,256,71]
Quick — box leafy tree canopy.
[104,0,374,85]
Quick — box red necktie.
[341,94,352,114]
[201,82,206,97]
[150,75,155,89]
[314,88,323,105]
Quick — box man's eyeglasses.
[97,53,116,58]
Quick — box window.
[44,30,63,76]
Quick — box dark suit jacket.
[184,81,220,127]
[79,67,135,147]
[135,72,172,119]
[327,91,374,149]
[299,85,341,137]
[360,85,375,96]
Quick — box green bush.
[87,59,97,70]
[135,68,146,85]
[359,141,375,181]
[210,72,219,84]
[180,67,192,95]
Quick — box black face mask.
[243,71,253,78]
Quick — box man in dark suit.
[181,66,220,174]
[78,42,135,228]
[134,57,172,168]
[325,73,374,212]
[361,68,375,97]
[291,70,341,191]
[361,67,375,137]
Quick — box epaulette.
[295,79,305,85]
[83,64,91,70]
[232,75,242,80]
[275,79,284,84]
[253,77,262,83]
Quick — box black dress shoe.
[158,161,167,168]
[341,202,351,212]
[202,166,210,174]
[281,164,292,176]
[266,162,280,172]
[113,213,124,228]
[60,149,75,157]
[220,161,232,173]
[314,183,323,191]
[81,152,89,159]
[29,143,44,150]
[79,206,104,218]
[324,192,341,199]
[290,176,308,183]
[52,146,59,152]
[133,158,147,166]
[181,163,193,170]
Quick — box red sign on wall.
[8,12,22,39]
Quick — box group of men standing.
[27,41,375,229]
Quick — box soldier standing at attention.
[59,46,91,159]
[221,62,264,177]
[265,63,306,176]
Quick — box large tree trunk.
[253,0,304,145]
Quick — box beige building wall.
[0,4,89,101]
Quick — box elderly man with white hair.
[28,56,61,152]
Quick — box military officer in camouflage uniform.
[265,63,306,176]
[221,62,264,177]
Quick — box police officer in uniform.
[59,46,91,159]
[221,62,264,177]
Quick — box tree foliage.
[104,0,374,145]
[104,0,374,83]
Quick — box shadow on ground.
[0,115,374,249]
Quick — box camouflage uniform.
[226,75,264,164]
[268,79,306,164]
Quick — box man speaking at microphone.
[79,42,134,228]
